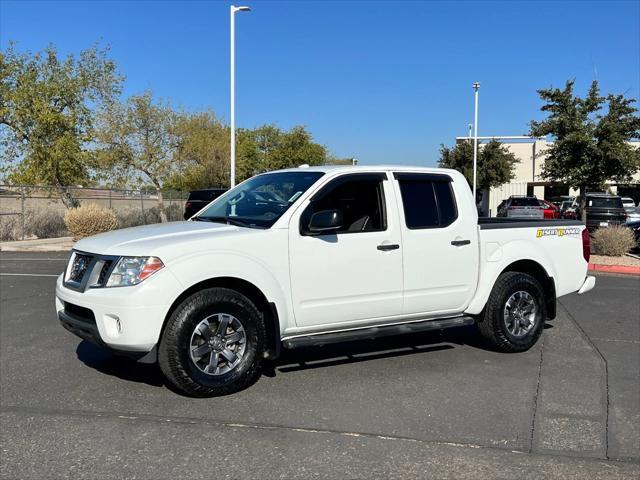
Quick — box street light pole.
[472,82,480,205]
[230,5,250,188]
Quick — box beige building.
[454,136,640,215]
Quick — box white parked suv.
[56,166,595,396]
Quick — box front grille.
[64,302,96,324]
[96,260,113,286]
[69,253,93,283]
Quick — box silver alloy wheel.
[190,313,247,376]
[503,290,538,337]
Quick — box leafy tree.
[236,125,328,181]
[164,111,230,191]
[96,91,178,222]
[439,139,519,195]
[529,80,640,220]
[0,43,122,207]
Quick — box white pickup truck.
[56,166,595,397]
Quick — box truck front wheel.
[478,272,546,352]
[158,288,265,397]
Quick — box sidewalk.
[0,236,74,252]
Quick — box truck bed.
[478,218,584,229]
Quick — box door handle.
[451,239,471,246]
[377,244,400,251]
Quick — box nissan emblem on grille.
[69,254,91,283]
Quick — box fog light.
[103,314,122,337]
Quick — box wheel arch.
[501,259,556,320]
[466,255,557,319]
[160,276,281,359]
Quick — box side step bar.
[282,315,476,349]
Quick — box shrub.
[26,208,68,239]
[0,214,23,242]
[115,207,146,229]
[592,225,636,256]
[64,204,119,240]
[145,203,183,223]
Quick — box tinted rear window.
[188,189,226,201]
[588,197,623,208]
[509,197,540,207]
[396,174,458,228]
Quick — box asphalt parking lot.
[1,251,638,479]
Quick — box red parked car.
[538,199,560,219]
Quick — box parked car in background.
[578,193,627,231]
[559,199,578,219]
[497,196,544,219]
[538,199,560,219]
[625,206,640,223]
[621,197,636,209]
[183,188,228,220]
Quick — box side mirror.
[308,209,343,234]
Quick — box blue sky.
[1,0,639,166]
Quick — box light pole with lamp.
[472,82,480,206]
[230,5,251,188]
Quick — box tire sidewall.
[494,275,546,349]
[160,288,265,396]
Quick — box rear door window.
[395,173,458,229]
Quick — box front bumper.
[55,266,182,354]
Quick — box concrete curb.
[588,263,640,276]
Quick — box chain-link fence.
[0,185,189,242]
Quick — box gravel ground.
[590,254,640,266]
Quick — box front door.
[288,173,403,328]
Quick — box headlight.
[106,256,164,287]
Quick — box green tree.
[236,125,328,181]
[0,43,122,207]
[164,111,230,191]
[529,80,640,220]
[439,139,519,196]
[96,91,178,222]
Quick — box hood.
[73,221,241,258]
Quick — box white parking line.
[0,258,67,261]
[0,273,59,277]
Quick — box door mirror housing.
[307,209,343,234]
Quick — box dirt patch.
[590,254,640,266]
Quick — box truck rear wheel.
[158,288,265,397]
[478,272,546,352]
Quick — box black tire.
[158,288,265,397]
[478,272,546,353]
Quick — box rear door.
[393,173,479,315]
[288,173,403,327]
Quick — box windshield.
[194,171,325,228]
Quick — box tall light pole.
[230,5,251,188]
[472,82,480,205]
